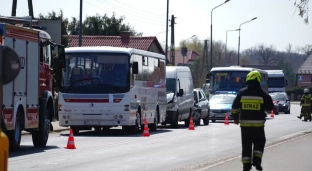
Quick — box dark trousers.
[241,127,266,169]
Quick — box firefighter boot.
[243,164,251,171]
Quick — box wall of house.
[148,42,163,54]
[296,74,312,89]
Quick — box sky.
[1,0,311,52]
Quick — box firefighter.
[231,70,274,171]
[299,88,312,122]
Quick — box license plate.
[215,114,225,117]
[84,120,100,125]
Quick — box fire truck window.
[45,44,52,66]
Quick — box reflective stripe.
[242,157,251,164]
[240,99,264,103]
[302,104,311,106]
[240,120,265,124]
[253,150,263,158]
[240,123,264,127]
[231,108,239,114]
[241,96,263,100]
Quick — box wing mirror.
[177,88,184,97]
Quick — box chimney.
[120,31,131,39]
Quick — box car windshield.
[210,95,235,104]
[273,94,287,101]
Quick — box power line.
[99,0,165,21]
[152,29,171,36]
[113,0,166,17]
[84,0,164,26]
[97,0,164,23]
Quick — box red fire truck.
[0,17,65,151]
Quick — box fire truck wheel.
[32,108,50,147]
[8,110,22,151]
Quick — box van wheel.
[171,111,179,128]
[184,109,192,127]
[8,110,22,151]
[32,108,50,147]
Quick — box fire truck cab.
[0,18,65,151]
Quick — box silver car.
[209,94,236,122]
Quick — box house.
[166,50,200,66]
[63,31,165,55]
[296,54,312,89]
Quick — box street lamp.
[210,0,230,70]
[182,35,196,65]
[237,17,257,65]
[225,29,240,67]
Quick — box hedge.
[286,86,312,101]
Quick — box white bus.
[206,66,268,99]
[58,46,167,134]
[265,70,288,93]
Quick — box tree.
[248,44,280,65]
[279,60,295,87]
[240,55,251,65]
[292,0,310,24]
[38,10,69,47]
[68,13,143,36]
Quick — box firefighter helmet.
[246,70,262,84]
[304,88,309,93]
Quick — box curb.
[175,127,312,171]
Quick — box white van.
[164,66,194,127]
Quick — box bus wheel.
[149,109,158,131]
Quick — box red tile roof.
[63,35,165,54]
[167,50,200,66]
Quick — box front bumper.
[209,110,233,120]
[278,104,289,112]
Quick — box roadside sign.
[298,76,303,81]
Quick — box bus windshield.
[268,77,285,87]
[209,71,249,92]
[61,53,130,94]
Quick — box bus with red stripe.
[58,46,167,134]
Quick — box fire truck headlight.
[67,115,71,119]
[119,115,123,119]
[63,115,66,119]
[114,115,118,119]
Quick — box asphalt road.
[8,103,312,171]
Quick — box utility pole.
[205,40,208,72]
[170,15,176,66]
[165,0,169,64]
[79,0,83,47]
[11,0,34,18]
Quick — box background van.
[164,66,194,127]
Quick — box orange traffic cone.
[224,114,229,125]
[66,129,76,149]
[270,110,274,118]
[142,118,150,137]
[188,117,195,130]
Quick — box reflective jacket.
[231,86,274,127]
[300,94,312,107]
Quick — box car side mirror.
[177,88,184,97]
[132,61,138,74]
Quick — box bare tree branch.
[292,0,310,24]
